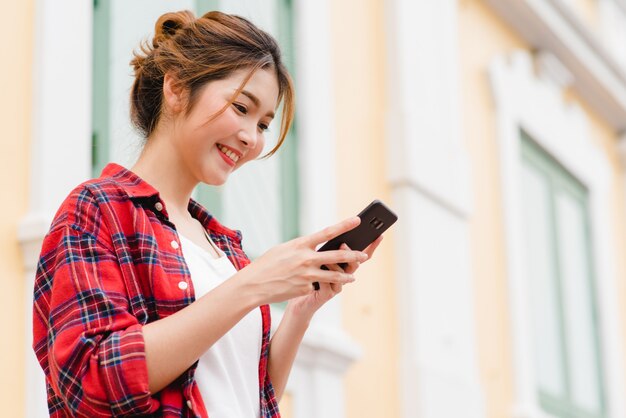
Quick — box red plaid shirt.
[32,163,280,417]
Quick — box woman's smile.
[217,143,241,163]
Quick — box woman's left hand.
[286,235,384,319]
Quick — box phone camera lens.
[370,217,385,230]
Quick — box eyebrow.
[241,90,275,118]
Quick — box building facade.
[2,0,626,418]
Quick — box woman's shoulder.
[50,164,149,234]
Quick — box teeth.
[218,144,239,162]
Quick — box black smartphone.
[313,199,398,290]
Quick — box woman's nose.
[237,126,257,149]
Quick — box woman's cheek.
[253,137,265,157]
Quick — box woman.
[32,10,381,418]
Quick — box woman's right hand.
[236,216,369,305]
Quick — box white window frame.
[489,50,625,418]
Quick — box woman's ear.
[162,73,186,115]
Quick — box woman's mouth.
[217,144,239,166]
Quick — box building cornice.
[486,0,626,132]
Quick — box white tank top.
[179,233,262,418]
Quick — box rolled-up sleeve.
[33,221,158,417]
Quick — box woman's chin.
[201,173,228,187]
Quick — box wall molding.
[385,1,484,417]
[486,0,626,132]
[489,49,625,418]
[23,1,94,416]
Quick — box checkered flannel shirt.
[32,163,280,417]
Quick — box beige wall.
[0,0,33,416]
[331,0,401,417]
[570,0,601,31]
[461,1,626,417]
[459,0,527,417]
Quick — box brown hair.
[130,10,294,159]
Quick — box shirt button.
[186,400,193,410]
[171,240,180,250]
[154,202,163,212]
[178,281,188,290]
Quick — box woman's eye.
[258,123,269,132]
[233,103,247,114]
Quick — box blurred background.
[2,0,626,417]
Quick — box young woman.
[32,10,382,418]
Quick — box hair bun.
[153,10,195,48]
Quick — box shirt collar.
[101,163,160,199]
[100,163,242,241]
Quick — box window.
[520,131,606,418]
[91,0,300,257]
[91,0,111,178]
[194,0,300,258]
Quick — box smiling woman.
[31,8,379,418]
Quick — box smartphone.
[313,199,398,290]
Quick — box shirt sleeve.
[33,208,159,416]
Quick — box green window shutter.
[195,183,224,220]
[91,0,111,178]
[196,0,219,14]
[193,0,224,219]
[277,0,300,243]
[520,131,606,418]
[275,0,299,310]
[192,0,300,243]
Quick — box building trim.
[22,1,94,416]
[486,0,626,132]
[385,1,484,417]
[489,50,626,418]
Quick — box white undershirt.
[179,233,262,418]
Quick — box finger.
[329,282,343,294]
[314,249,368,267]
[324,263,344,273]
[363,235,384,258]
[315,278,343,295]
[339,244,360,274]
[312,268,355,285]
[304,216,361,248]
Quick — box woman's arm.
[267,304,313,401]
[144,219,368,394]
[143,277,260,393]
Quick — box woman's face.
[170,67,279,186]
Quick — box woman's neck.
[131,134,197,217]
